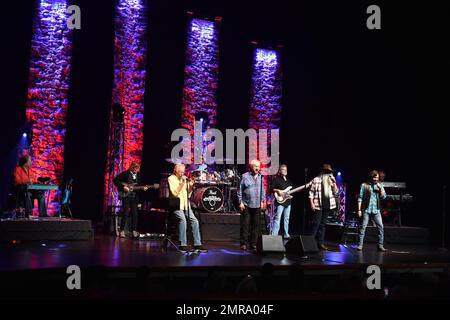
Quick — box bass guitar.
[273,182,312,204]
[118,183,159,199]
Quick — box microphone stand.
[439,185,447,251]
[303,168,308,234]
[184,177,192,251]
[259,172,268,235]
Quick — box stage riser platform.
[0,219,94,241]
[105,211,430,245]
[200,213,266,242]
[325,224,430,245]
[199,213,430,245]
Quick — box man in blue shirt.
[357,170,387,252]
[238,159,266,251]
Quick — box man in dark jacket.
[114,161,147,238]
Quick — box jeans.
[271,204,291,238]
[358,211,384,246]
[173,208,202,246]
[311,208,331,245]
[240,206,261,246]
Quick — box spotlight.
[337,172,342,176]
[195,111,208,125]
[22,133,27,138]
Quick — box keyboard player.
[13,155,47,217]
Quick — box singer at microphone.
[167,163,207,253]
[356,170,387,252]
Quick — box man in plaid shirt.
[309,164,339,250]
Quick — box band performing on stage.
[8,153,397,254]
[2,0,445,304]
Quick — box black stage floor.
[1,234,449,274]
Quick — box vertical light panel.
[337,184,346,224]
[26,0,73,215]
[104,0,148,210]
[181,16,220,161]
[249,48,283,193]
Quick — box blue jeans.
[358,211,384,246]
[271,204,291,238]
[173,208,202,246]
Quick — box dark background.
[0,1,448,244]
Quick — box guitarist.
[271,165,294,239]
[114,161,148,238]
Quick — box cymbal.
[165,158,184,164]
[208,159,234,163]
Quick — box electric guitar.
[118,183,159,199]
[273,182,312,204]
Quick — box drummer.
[189,156,218,182]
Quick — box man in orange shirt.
[13,155,47,217]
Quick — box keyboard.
[26,184,59,191]
[381,182,406,189]
[384,194,413,202]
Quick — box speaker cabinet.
[285,235,319,255]
[257,235,285,254]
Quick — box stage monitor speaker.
[257,235,285,254]
[285,235,319,255]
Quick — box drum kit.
[161,158,240,213]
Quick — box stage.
[0,218,94,241]
[0,0,448,302]
[1,233,449,299]
[1,233,448,272]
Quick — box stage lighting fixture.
[22,133,27,138]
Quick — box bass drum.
[191,186,224,212]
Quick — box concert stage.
[325,223,430,245]
[198,212,430,245]
[1,233,449,300]
[0,218,94,242]
[108,210,432,245]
